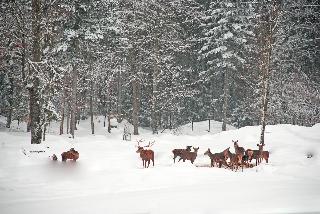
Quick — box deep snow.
[0,117,320,214]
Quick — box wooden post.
[208,119,211,132]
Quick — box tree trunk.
[151,39,159,134]
[90,79,95,134]
[6,77,14,128]
[222,70,229,131]
[29,0,42,144]
[43,121,47,141]
[66,105,70,134]
[59,76,67,135]
[70,66,77,138]
[117,66,123,121]
[259,1,279,145]
[132,78,140,135]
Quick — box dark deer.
[261,150,269,163]
[223,147,242,171]
[179,147,199,164]
[204,148,228,168]
[136,141,155,168]
[61,148,79,161]
[172,146,192,163]
[233,140,245,155]
[246,143,265,166]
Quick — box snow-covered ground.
[0,117,320,214]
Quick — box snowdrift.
[0,117,319,214]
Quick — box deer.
[233,140,245,155]
[61,148,79,162]
[261,150,269,163]
[204,148,228,168]
[172,146,192,163]
[179,147,199,164]
[223,147,242,171]
[246,143,265,166]
[136,140,155,168]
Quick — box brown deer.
[172,146,192,163]
[179,147,199,164]
[246,143,265,166]
[61,148,79,161]
[223,147,242,171]
[261,151,269,163]
[136,141,155,168]
[204,148,228,168]
[233,140,245,155]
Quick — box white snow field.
[0,117,320,214]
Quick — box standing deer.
[172,146,192,163]
[246,143,265,166]
[179,147,199,164]
[136,141,155,168]
[261,150,269,163]
[233,140,245,155]
[204,148,228,168]
[223,147,242,171]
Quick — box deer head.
[233,140,239,146]
[204,148,211,156]
[257,144,265,151]
[193,147,199,152]
[223,147,230,157]
[186,146,192,151]
[135,139,144,153]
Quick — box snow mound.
[0,119,319,214]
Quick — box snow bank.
[0,118,319,214]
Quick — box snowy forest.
[1,0,319,144]
[1,1,320,213]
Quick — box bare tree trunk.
[70,66,77,138]
[117,66,123,121]
[66,105,70,134]
[43,120,47,141]
[6,77,14,128]
[90,79,95,134]
[151,39,159,134]
[259,1,279,145]
[59,75,67,135]
[222,70,229,131]
[132,78,140,135]
[29,0,42,144]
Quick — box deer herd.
[136,139,269,171]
